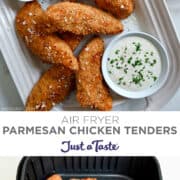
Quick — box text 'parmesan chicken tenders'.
[76,38,112,111]
[95,0,135,19]
[47,175,63,180]
[39,2,123,35]
[26,65,75,111]
[16,1,78,70]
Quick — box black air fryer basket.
[17,157,162,180]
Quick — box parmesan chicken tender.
[95,0,135,19]
[15,1,78,70]
[70,178,97,180]
[26,65,75,111]
[76,37,112,111]
[39,2,123,35]
[47,175,62,180]
[60,32,83,51]
[63,0,77,1]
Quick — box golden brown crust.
[76,37,112,111]
[38,2,123,35]
[95,0,135,19]
[63,0,77,1]
[60,32,83,51]
[15,1,78,70]
[47,175,62,180]
[26,65,75,111]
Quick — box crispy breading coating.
[95,0,135,19]
[60,32,83,51]
[38,2,123,35]
[76,37,112,111]
[47,175,62,180]
[15,1,78,70]
[26,65,75,111]
[63,0,77,1]
[70,178,97,180]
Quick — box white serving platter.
[0,0,180,111]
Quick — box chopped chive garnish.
[116,66,121,69]
[132,59,142,67]
[145,58,149,63]
[110,59,115,64]
[119,77,124,81]
[115,49,120,54]
[128,57,132,64]
[108,39,160,90]
[124,68,128,74]
[153,76,157,81]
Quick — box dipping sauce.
[107,36,162,91]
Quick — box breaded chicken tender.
[60,32,83,51]
[95,0,135,19]
[16,1,78,70]
[47,175,62,180]
[63,0,77,1]
[38,2,123,35]
[70,178,97,180]
[76,37,112,111]
[26,65,75,111]
[70,179,97,180]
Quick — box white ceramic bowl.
[102,32,169,99]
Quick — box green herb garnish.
[145,58,149,63]
[132,59,142,67]
[124,68,128,74]
[115,50,120,54]
[116,66,122,69]
[153,76,157,81]
[110,59,115,64]
[128,57,132,64]
[134,42,141,52]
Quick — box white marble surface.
[0,0,179,111]
[161,0,180,110]
[0,52,23,111]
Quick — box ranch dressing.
[107,36,161,91]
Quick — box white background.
[0,112,180,156]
